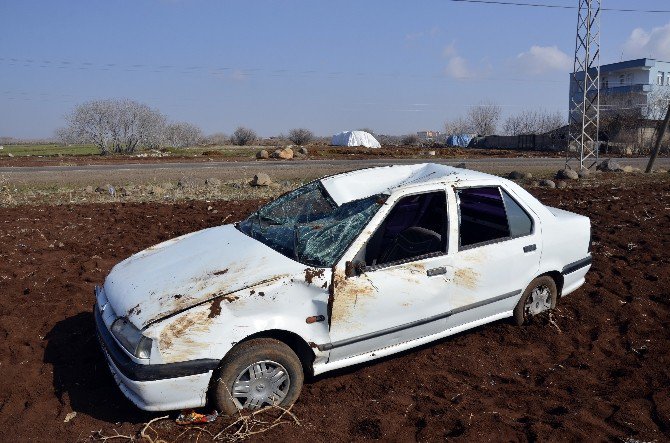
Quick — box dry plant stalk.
[212,404,301,442]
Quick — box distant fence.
[471,134,567,152]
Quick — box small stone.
[529,180,539,188]
[207,206,213,211]
[539,179,556,189]
[107,185,116,196]
[597,158,623,172]
[84,186,94,194]
[508,171,526,180]
[64,411,76,423]
[556,169,579,180]
[251,173,272,186]
[94,186,105,194]
[556,180,568,189]
[7,153,13,157]
[622,165,634,173]
[427,150,436,156]
[578,168,591,179]
[256,150,269,159]
[271,147,294,159]
[298,147,308,155]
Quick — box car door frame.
[324,182,457,360]
[442,179,544,327]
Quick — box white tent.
[331,131,381,148]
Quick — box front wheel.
[213,338,304,415]
[513,275,558,326]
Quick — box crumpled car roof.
[320,163,492,206]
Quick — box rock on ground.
[509,171,532,180]
[298,147,308,155]
[597,158,623,172]
[256,150,269,159]
[557,169,579,180]
[251,173,272,186]
[272,147,294,160]
[539,179,556,188]
[556,180,568,189]
[578,168,591,179]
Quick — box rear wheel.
[213,338,304,415]
[513,275,557,326]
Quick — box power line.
[447,0,670,13]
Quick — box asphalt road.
[1,156,667,174]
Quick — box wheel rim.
[231,360,290,410]
[524,284,552,319]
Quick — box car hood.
[103,224,304,328]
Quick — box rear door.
[444,183,542,329]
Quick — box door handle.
[427,267,447,276]
[523,244,537,253]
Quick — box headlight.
[111,317,152,359]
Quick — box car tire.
[213,338,304,415]
[513,275,558,326]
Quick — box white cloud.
[623,22,670,60]
[515,45,572,75]
[442,41,457,58]
[445,56,475,79]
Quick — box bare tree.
[646,86,670,120]
[400,134,420,146]
[503,110,565,136]
[165,122,203,148]
[203,132,228,145]
[230,127,257,146]
[54,127,78,146]
[444,102,502,136]
[444,116,474,135]
[467,102,502,136]
[59,99,165,154]
[287,128,313,145]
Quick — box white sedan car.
[94,163,592,413]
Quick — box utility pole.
[645,102,670,173]
[567,0,601,170]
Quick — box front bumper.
[94,300,218,411]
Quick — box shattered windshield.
[237,181,385,267]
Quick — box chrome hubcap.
[524,284,552,318]
[231,360,290,410]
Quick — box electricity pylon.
[567,0,601,170]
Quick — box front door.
[327,189,459,362]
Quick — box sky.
[2,0,670,138]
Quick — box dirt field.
[0,175,668,441]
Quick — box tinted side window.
[457,187,510,248]
[365,191,447,266]
[501,189,533,237]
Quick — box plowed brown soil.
[0,177,668,442]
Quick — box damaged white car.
[94,163,592,413]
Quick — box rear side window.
[457,186,533,249]
[457,187,509,247]
[501,189,533,237]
